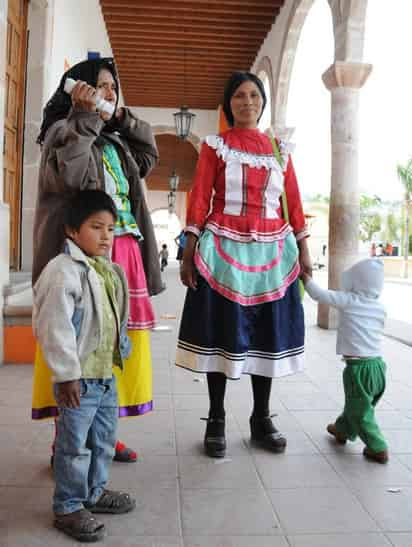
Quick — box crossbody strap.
[269,136,289,222]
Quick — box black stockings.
[206,372,272,419]
[207,372,227,418]
[251,375,272,418]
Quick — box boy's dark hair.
[64,190,117,231]
[223,71,267,127]
[162,243,167,248]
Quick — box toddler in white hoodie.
[301,258,388,463]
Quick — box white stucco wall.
[21,0,115,271]
[130,107,218,142]
[48,0,113,94]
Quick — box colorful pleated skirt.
[32,234,154,420]
[176,230,305,379]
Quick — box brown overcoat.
[32,107,163,296]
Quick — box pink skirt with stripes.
[112,234,156,330]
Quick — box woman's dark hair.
[37,57,119,144]
[64,190,117,232]
[222,71,267,127]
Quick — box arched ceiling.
[146,134,198,192]
[100,0,286,109]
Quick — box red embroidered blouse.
[186,127,308,243]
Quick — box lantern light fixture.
[173,105,195,140]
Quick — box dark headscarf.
[37,57,119,144]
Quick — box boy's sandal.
[85,489,136,514]
[113,441,137,463]
[326,423,347,445]
[54,509,105,542]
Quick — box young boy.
[159,243,169,272]
[301,258,388,463]
[33,190,135,542]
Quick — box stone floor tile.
[268,487,378,534]
[174,409,238,432]
[287,532,392,547]
[0,509,76,547]
[152,395,173,411]
[173,394,210,411]
[97,537,184,547]
[0,487,53,510]
[325,453,412,489]
[254,453,344,489]
[178,454,260,490]
[386,533,412,546]
[183,536,289,547]
[100,487,180,536]
[108,455,178,490]
[375,410,412,429]
[306,430,365,454]
[380,429,412,454]
[356,487,412,531]
[181,489,281,535]
[245,430,319,456]
[236,410,303,433]
[291,410,341,431]
[176,426,249,458]
[5,452,54,487]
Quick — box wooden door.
[3,0,28,269]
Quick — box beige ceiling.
[101,0,286,110]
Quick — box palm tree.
[396,160,412,278]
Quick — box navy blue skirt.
[176,274,305,379]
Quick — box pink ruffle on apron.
[112,234,156,330]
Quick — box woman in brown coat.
[31,57,161,463]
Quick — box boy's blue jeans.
[53,377,118,515]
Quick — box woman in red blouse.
[176,72,312,458]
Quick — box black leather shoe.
[250,414,287,453]
[203,417,226,458]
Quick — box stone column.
[318,61,372,329]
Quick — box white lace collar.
[205,134,293,172]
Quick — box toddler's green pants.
[335,357,387,453]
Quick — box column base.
[317,303,338,330]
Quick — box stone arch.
[146,133,199,193]
[151,125,201,153]
[274,0,321,131]
[255,55,275,128]
[327,0,369,61]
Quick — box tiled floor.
[1,263,412,546]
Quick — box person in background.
[301,258,388,464]
[176,71,311,458]
[175,230,187,263]
[31,57,162,464]
[159,243,169,272]
[33,190,135,542]
[375,243,384,257]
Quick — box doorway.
[3,0,28,269]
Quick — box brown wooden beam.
[102,0,283,7]
[102,9,275,25]
[101,1,279,17]
[104,16,274,33]
[114,49,256,61]
[105,21,271,39]
[109,32,262,48]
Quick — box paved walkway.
[1,263,412,546]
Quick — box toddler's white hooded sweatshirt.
[305,258,385,357]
